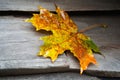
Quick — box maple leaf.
[25,6,101,74]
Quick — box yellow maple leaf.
[25,6,101,74]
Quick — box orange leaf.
[25,5,100,74]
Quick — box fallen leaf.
[25,6,100,74]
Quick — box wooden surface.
[0,16,69,76]
[0,0,120,78]
[0,72,101,80]
[0,0,120,11]
[68,15,120,77]
[0,15,120,77]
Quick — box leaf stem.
[79,24,107,33]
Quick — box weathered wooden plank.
[0,72,101,80]
[68,15,120,77]
[0,0,120,11]
[0,16,69,76]
[0,15,120,77]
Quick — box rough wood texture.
[68,15,120,77]
[0,72,101,80]
[0,16,69,76]
[0,0,120,11]
[0,15,120,77]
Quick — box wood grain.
[0,16,69,76]
[0,15,120,77]
[0,0,120,11]
[0,72,101,80]
[68,15,120,77]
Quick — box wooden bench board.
[0,16,69,76]
[68,15,120,77]
[0,15,120,77]
[0,72,101,80]
[0,0,120,11]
